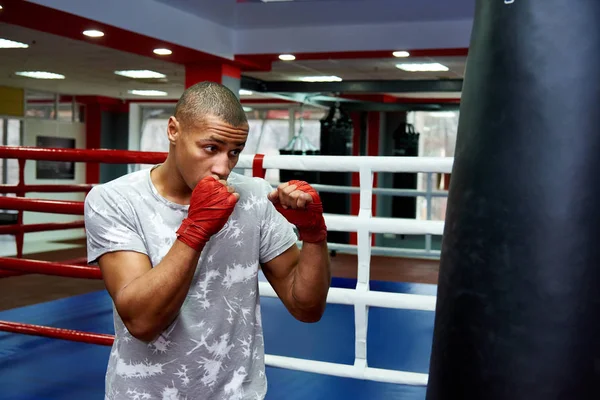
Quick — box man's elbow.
[123,318,160,343]
[292,304,326,323]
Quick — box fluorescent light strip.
[0,38,29,49]
[115,70,166,79]
[128,90,167,96]
[15,71,65,80]
[396,63,449,72]
[300,76,342,82]
[239,89,253,96]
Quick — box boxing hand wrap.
[176,176,237,252]
[273,180,327,243]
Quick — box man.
[84,81,331,400]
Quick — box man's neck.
[151,157,192,205]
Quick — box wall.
[100,110,129,183]
[22,118,86,242]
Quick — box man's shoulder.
[85,168,149,206]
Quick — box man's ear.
[167,116,181,145]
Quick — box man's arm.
[261,241,330,322]
[86,175,238,342]
[262,180,331,322]
[99,241,200,342]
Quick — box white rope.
[259,281,437,311]
[265,355,429,386]
[324,214,444,235]
[238,154,453,173]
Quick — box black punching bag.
[426,2,600,400]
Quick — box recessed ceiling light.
[0,5,3,10]
[396,63,449,72]
[153,48,172,56]
[300,76,342,82]
[83,30,104,38]
[393,51,410,58]
[279,54,295,61]
[0,38,29,48]
[239,89,253,96]
[115,70,166,79]
[128,90,167,97]
[15,71,65,80]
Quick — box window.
[0,118,23,218]
[407,110,458,221]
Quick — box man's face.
[168,114,248,190]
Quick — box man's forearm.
[116,240,200,341]
[290,240,331,321]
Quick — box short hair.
[174,81,247,129]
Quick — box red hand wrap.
[274,180,327,243]
[176,176,237,251]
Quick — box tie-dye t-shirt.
[84,166,297,400]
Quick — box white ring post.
[354,166,373,376]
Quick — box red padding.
[0,321,114,346]
[252,154,266,178]
[0,197,84,215]
[0,258,101,279]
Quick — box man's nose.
[210,153,231,180]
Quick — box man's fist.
[268,180,327,243]
[177,175,239,251]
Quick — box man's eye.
[231,149,242,156]
[205,146,217,152]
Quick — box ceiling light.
[83,30,104,38]
[0,5,3,10]
[393,51,410,58]
[15,71,65,80]
[128,90,167,97]
[0,38,29,48]
[279,54,295,61]
[153,48,172,56]
[239,89,253,96]
[114,70,166,79]
[300,76,343,82]
[396,63,449,72]
[243,107,253,112]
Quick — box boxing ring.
[0,146,451,399]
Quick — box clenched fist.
[177,175,239,251]
[268,180,327,243]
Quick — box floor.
[0,276,436,400]
[0,235,440,399]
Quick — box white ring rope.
[243,154,448,386]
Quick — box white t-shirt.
[84,167,297,400]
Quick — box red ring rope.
[0,321,114,346]
[0,258,101,279]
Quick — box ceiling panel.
[0,23,186,99]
